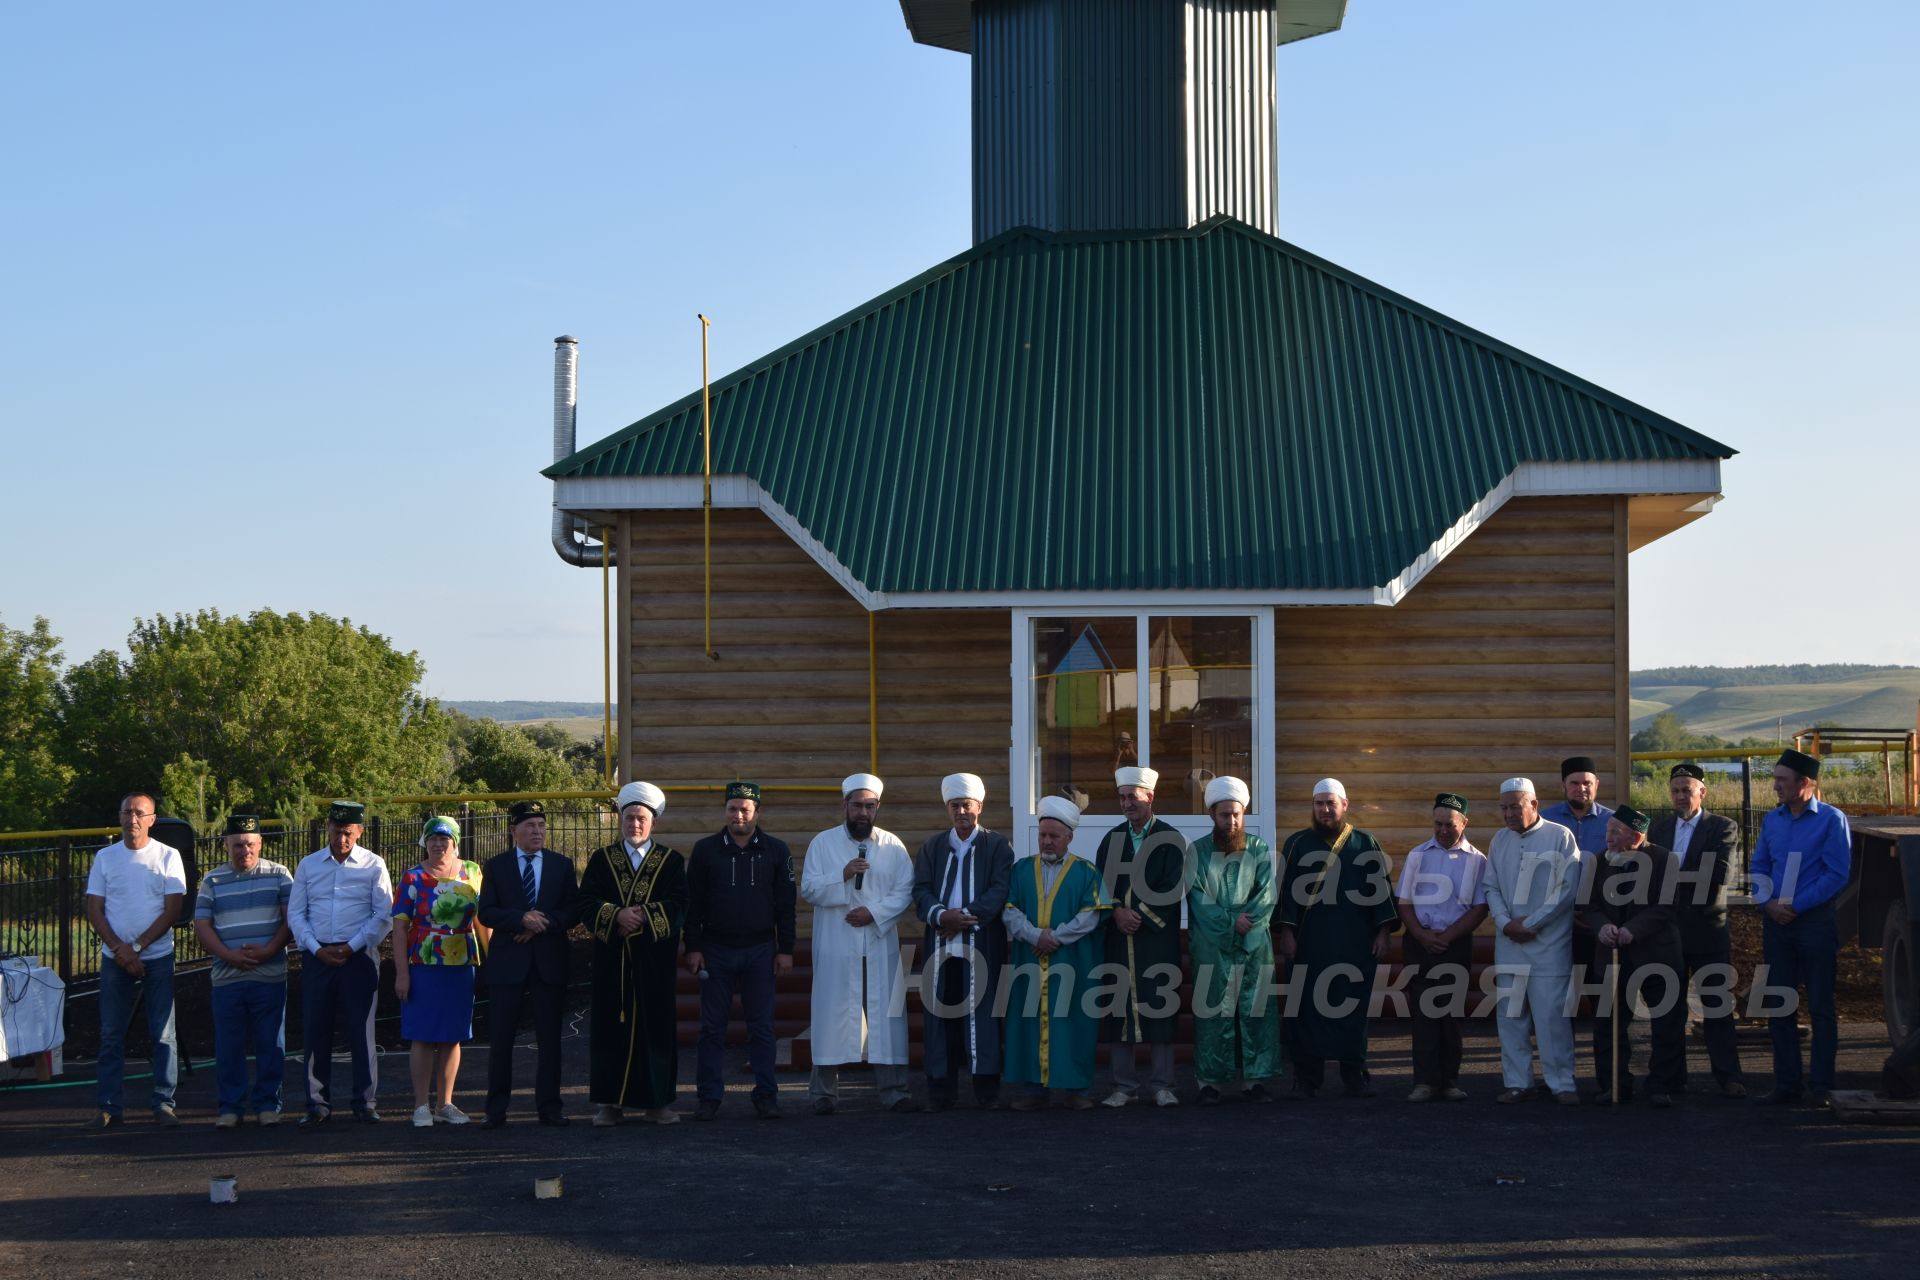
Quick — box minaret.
[900,0,1346,243]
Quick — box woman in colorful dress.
[392,815,488,1127]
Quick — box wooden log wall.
[1272,495,1630,859]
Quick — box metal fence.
[0,801,621,985]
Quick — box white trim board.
[553,458,1722,611]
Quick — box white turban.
[616,780,666,815]
[941,772,986,803]
[1312,778,1347,800]
[1114,766,1160,793]
[1204,776,1250,810]
[841,772,885,799]
[1036,795,1083,831]
[1500,776,1537,796]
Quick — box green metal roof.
[548,217,1734,594]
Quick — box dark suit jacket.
[1647,810,1739,952]
[477,848,579,986]
[1576,841,1683,971]
[910,828,1014,970]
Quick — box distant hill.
[443,700,604,723]
[1629,666,1920,738]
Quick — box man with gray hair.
[1485,777,1582,1105]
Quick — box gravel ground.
[3,1017,1915,1278]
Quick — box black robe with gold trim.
[577,841,688,1109]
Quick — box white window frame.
[1009,606,1276,859]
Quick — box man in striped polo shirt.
[192,814,294,1128]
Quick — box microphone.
[854,842,867,891]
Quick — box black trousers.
[1404,933,1474,1088]
[1680,941,1744,1086]
[1591,957,1687,1096]
[926,954,998,1104]
[486,977,566,1120]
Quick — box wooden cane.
[1609,941,1622,1107]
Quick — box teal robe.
[1277,825,1397,1064]
[1188,834,1281,1083]
[1002,855,1110,1090]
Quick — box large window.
[1027,613,1259,818]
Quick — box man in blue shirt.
[1749,748,1852,1107]
[1540,755,1613,854]
[192,814,294,1128]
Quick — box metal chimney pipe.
[550,335,614,567]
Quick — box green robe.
[1095,818,1189,1044]
[1002,855,1110,1090]
[1188,834,1281,1084]
[1277,825,1396,1065]
[578,842,687,1109]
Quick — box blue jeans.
[697,941,777,1100]
[1762,904,1838,1094]
[96,952,177,1116]
[212,980,287,1115]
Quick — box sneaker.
[593,1105,623,1127]
[88,1111,118,1130]
[298,1109,330,1129]
[1406,1085,1434,1103]
[1495,1089,1527,1105]
[1197,1085,1223,1107]
[1439,1086,1468,1102]
[1243,1083,1275,1104]
[1151,1088,1179,1108]
[752,1094,781,1120]
[694,1098,722,1122]
[412,1105,435,1128]
[354,1109,383,1124]
[257,1109,282,1127]
[812,1097,835,1116]
[153,1106,181,1127]
[1552,1091,1580,1107]
[1100,1088,1133,1109]
[436,1103,470,1125]
[1719,1080,1748,1100]
[1060,1094,1095,1110]
[214,1113,241,1130]
[1010,1095,1047,1112]
[644,1107,680,1125]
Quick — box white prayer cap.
[1204,776,1250,810]
[1037,795,1083,831]
[1114,766,1160,793]
[616,780,666,815]
[841,772,885,799]
[941,772,986,803]
[1312,778,1347,801]
[1500,776,1537,796]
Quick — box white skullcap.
[1036,795,1083,831]
[1114,766,1160,793]
[616,780,666,815]
[841,772,885,799]
[1204,776,1250,810]
[1312,778,1347,800]
[1500,776,1537,796]
[941,772,986,803]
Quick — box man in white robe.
[800,773,916,1114]
[1484,776,1583,1106]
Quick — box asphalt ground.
[2,1015,1915,1279]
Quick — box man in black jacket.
[1578,806,1686,1107]
[1648,762,1746,1097]
[475,800,578,1128]
[683,782,797,1120]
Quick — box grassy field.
[1630,667,1920,737]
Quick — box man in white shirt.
[84,791,187,1128]
[287,800,392,1127]
[800,773,915,1114]
[1395,792,1488,1102]
[1484,777,1583,1106]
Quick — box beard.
[845,817,874,842]
[1212,825,1246,853]
[1311,817,1344,839]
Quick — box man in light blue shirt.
[287,800,392,1126]
[193,814,294,1128]
[1749,749,1852,1107]
[1539,755,1613,854]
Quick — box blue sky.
[4,2,1915,699]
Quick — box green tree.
[56,610,454,823]
[0,615,75,829]
[449,711,597,795]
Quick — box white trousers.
[1493,965,1576,1093]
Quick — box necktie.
[521,853,537,905]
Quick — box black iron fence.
[0,801,621,986]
